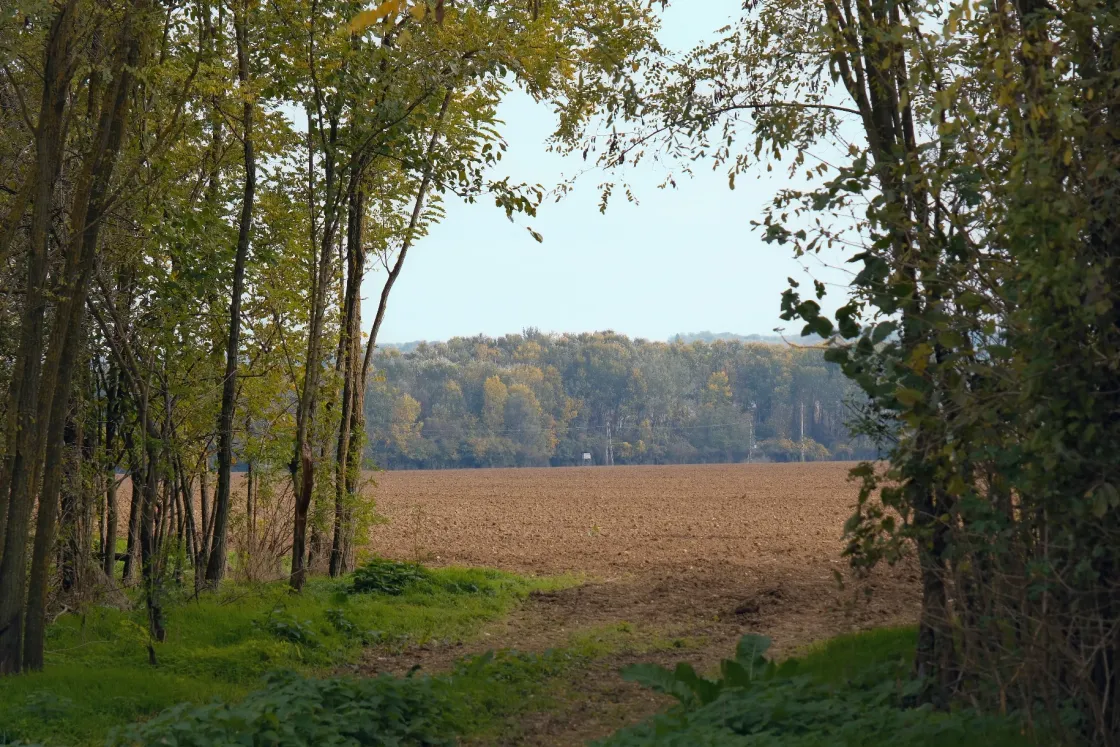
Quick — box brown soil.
[361,463,919,745]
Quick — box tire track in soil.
[358,463,919,745]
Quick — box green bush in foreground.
[104,649,576,747]
[105,670,456,747]
[595,627,1036,747]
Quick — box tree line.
[364,331,875,468]
[0,0,654,674]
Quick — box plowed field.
[371,462,868,576]
[364,462,918,745]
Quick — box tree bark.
[330,179,365,577]
[207,0,256,588]
[122,440,143,582]
[102,362,120,577]
[22,10,142,663]
[0,2,78,674]
[290,108,344,592]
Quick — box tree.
[482,375,508,433]
[575,0,1120,739]
[208,0,258,588]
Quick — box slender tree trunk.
[245,445,254,579]
[331,180,365,577]
[59,412,81,595]
[196,461,212,586]
[334,90,452,573]
[176,459,198,579]
[0,2,78,674]
[26,12,141,656]
[342,394,365,570]
[207,0,256,588]
[139,422,165,644]
[103,363,119,577]
[290,113,343,592]
[123,445,143,583]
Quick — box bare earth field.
[363,462,919,745]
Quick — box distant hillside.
[669,331,824,345]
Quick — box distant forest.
[364,331,876,469]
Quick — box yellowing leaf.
[895,387,925,407]
[1063,147,1073,166]
[349,0,402,32]
[409,2,426,21]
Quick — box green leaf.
[894,387,925,407]
[871,321,897,345]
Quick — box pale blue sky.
[366,1,851,344]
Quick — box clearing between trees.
[362,462,918,743]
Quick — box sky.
[365,1,852,345]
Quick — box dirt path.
[359,464,918,744]
[361,566,916,745]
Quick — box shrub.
[351,559,434,595]
[255,607,319,648]
[106,670,456,747]
[596,631,1035,747]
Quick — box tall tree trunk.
[23,16,141,660]
[330,179,365,577]
[290,111,343,592]
[59,411,81,594]
[0,2,78,674]
[196,459,212,588]
[123,440,143,583]
[103,362,120,577]
[207,0,256,588]
[338,90,452,572]
[175,458,198,577]
[245,439,254,579]
[139,416,165,644]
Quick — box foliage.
[106,645,585,747]
[368,331,872,468]
[256,608,320,648]
[351,558,435,595]
[106,670,458,747]
[597,628,1037,747]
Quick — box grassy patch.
[0,564,574,746]
[566,621,705,659]
[594,626,1040,747]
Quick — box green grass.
[777,625,917,685]
[0,570,1045,747]
[595,626,1040,747]
[0,564,575,746]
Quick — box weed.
[350,557,434,595]
[256,607,319,648]
[596,627,1039,747]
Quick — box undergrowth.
[594,627,1040,747]
[103,649,579,747]
[0,561,574,746]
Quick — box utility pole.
[606,421,614,466]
